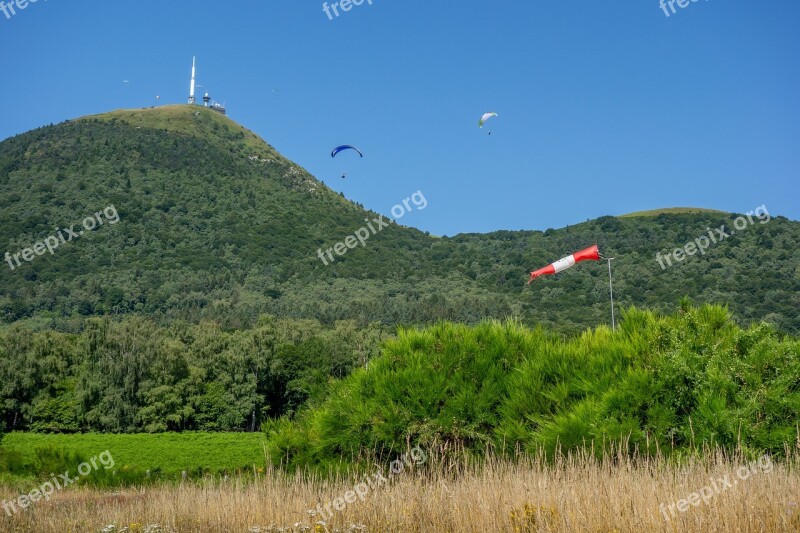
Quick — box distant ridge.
[618,207,726,218]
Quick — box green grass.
[1,432,267,477]
[80,104,279,158]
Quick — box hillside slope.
[1,106,798,333]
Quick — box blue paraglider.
[331,145,363,179]
[331,145,364,158]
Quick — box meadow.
[0,447,797,532]
[0,432,267,488]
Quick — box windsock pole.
[606,256,616,330]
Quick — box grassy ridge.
[619,207,726,217]
[80,105,277,157]
[265,303,800,469]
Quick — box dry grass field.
[1,447,798,533]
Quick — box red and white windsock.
[527,245,601,284]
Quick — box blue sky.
[1,0,798,236]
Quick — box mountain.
[1,106,799,334]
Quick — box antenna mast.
[188,56,196,105]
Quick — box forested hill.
[1,106,798,334]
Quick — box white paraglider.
[479,112,497,128]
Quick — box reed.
[1,446,797,533]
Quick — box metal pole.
[607,258,616,330]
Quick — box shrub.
[265,304,800,469]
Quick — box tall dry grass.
[1,446,798,533]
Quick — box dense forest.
[0,316,387,433]
[2,302,797,455]
[0,106,798,337]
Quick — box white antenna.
[188,56,196,105]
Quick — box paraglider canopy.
[479,112,498,128]
[331,145,364,158]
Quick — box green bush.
[265,304,800,469]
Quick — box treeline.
[0,316,388,433]
[265,303,800,469]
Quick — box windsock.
[527,245,600,284]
